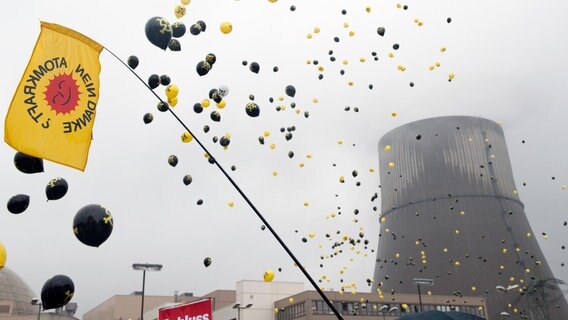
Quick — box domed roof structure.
[0,267,37,316]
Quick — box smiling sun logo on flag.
[44,72,80,115]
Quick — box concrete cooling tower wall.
[372,116,567,320]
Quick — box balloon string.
[103,47,344,320]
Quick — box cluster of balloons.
[190,21,207,36]
[3,149,117,312]
[196,53,217,76]
[166,84,180,107]
[144,17,185,51]
[148,73,171,90]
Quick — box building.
[143,290,236,320]
[82,292,199,320]
[0,267,78,320]
[100,280,486,320]
[212,280,305,320]
[274,291,487,320]
[372,116,568,319]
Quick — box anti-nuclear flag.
[5,22,103,171]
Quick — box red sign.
[159,299,212,320]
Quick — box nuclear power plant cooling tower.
[372,116,567,320]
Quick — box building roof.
[0,267,37,316]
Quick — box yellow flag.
[4,22,103,171]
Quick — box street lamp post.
[31,298,41,320]
[232,303,253,320]
[132,263,163,320]
[378,305,388,320]
[388,306,399,319]
[413,278,434,312]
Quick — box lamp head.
[132,263,163,271]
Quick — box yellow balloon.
[388,162,395,169]
[220,21,233,34]
[168,97,178,107]
[202,99,211,108]
[384,145,392,152]
[289,297,294,304]
[217,99,227,109]
[263,269,275,282]
[268,0,278,3]
[174,4,187,19]
[166,84,179,100]
[0,242,7,269]
[181,131,193,143]
[181,0,191,4]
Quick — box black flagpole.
[104,47,344,320]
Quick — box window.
[277,302,305,320]
[0,304,11,315]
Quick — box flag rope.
[103,47,344,320]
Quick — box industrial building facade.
[372,116,568,319]
[83,280,487,320]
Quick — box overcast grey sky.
[1,0,568,318]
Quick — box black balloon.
[210,111,221,122]
[196,61,211,76]
[189,24,201,35]
[377,27,386,36]
[45,178,68,201]
[14,152,44,174]
[168,155,178,167]
[204,257,212,267]
[143,113,154,124]
[183,175,193,186]
[197,20,207,32]
[73,204,113,247]
[7,194,30,214]
[41,275,75,310]
[168,39,181,51]
[211,91,222,104]
[145,16,172,50]
[285,85,296,97]
[172,22,186,38]
[208,88,219,99]
[245,102,260,117]
[194,103,204,113]
[220,136,230,147]
[157,101,169,112]
[249,62,260,74]
[127,56,139,69]
[205,53,216,65]
[160,75,171,86]
[148,74,160,89]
